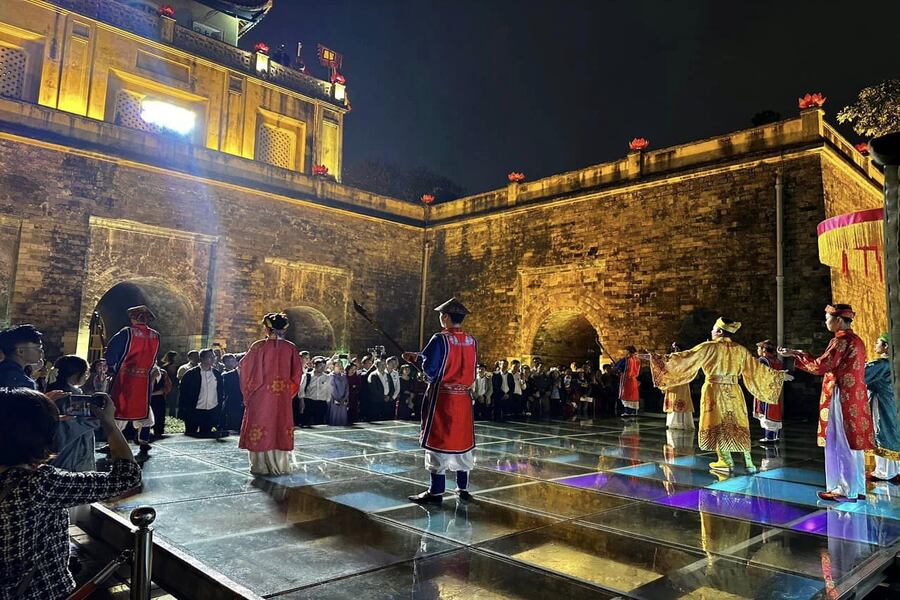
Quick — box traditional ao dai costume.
[866,355,900,479]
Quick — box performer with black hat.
[403,297,478,503]
[104,305,160,452]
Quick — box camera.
[64,394,106,417]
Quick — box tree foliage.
[837,79,900,138]
[343,159,466,204]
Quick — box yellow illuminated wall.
[0,0,345,178]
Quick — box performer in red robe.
[239,312,302,476]
[780,304,876,502]
[403,297,478,504]
[614,345,642,417]
[104,305,160,449]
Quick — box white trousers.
[873,455,900,480]
[825,389,865,498]
[425,449,475,474]
[249,450,294,475]
[666,412,695,430]
[116,408,155,429]
[622,400,639,410]
[757,416,782,432]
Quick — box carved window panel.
[256,123,296,170]
[113,89,161,133]
[0,46,26,100]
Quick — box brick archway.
[84,274,199,358]
[282,305,336,356]
[530,310,600,369]
[518,294,608,364]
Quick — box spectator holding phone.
[46,356,100,472]
[0,387,141,599]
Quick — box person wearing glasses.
[0,325,47,390]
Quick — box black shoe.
[456,489,473,501]
[408,491,443,504]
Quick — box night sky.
[243,1,900,195]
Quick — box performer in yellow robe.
[650,317,786,473]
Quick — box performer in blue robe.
[866,332,900,481]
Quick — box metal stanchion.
[129,506,156,600]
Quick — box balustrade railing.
[46,0,340,106]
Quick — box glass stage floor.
[102,418,900,599]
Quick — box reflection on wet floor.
[99,418,900,598]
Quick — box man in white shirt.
[300,356,331,427]
[470,364,492,420]
[178,348,225,437]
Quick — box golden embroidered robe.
[650,339,785,452]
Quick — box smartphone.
[65,394,105,417]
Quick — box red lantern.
[420,193,435,204]
[331,72,346,85]
[798,92,826,109]
[312,164,329,176]
[507,172,525,183]
[854,142,869,155]
[629,137,649,151]
[158,4,175,17]
[254,42,270,55]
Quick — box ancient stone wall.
[427,155,831,363]
[0,135,423,358]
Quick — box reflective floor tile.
[277,548,612,599]
[112,490,312,545]
[480,521,701,592]
[708,476,832,508]
[396,466,534,492]
[152,438,239,454]
[286,476,426,512]
[656,489,812,526]
[252,460,366,489]
[790,508,900,546]
[629,557,824,600]
[367,436,425,452]
[297,441,384,459]
[338,450,425,475]
[181,510,459,596]
[311,429,403,443]
[556,472,689,502]
[477,441,572,459]
[477,456,595,480]
[581,502,766,551]
[755,467,826,487]
[195,451,322,473]
[545,452,635,471]
[135,453,222,479]
[611,462,721,487]
[743,529,880,582]
[109,469,254,509]
[476,481,632,518]
[378,498,560,545]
